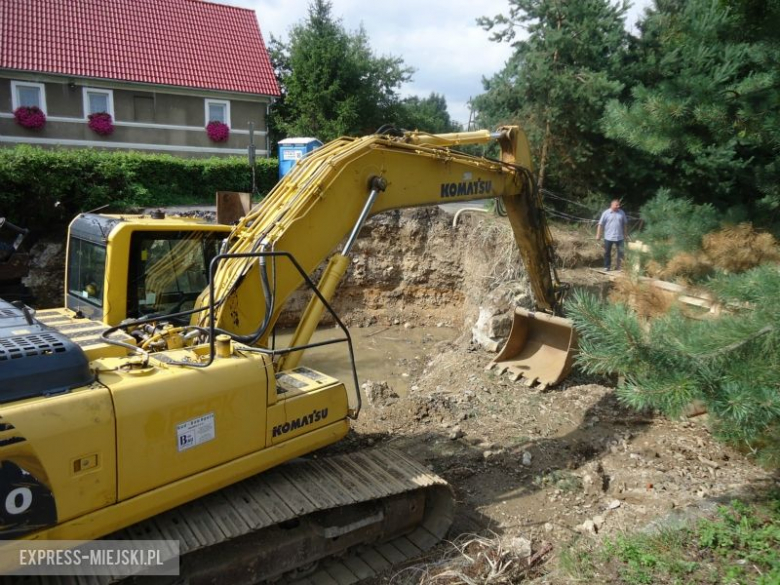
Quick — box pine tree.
[569,265,780,463]
[602,0,780,215]
[474,0,642,201]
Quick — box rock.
[607,499,622,510]
[504,536,532,560]
[393,318,401,325]
[580,519,597,534]
[471,307,514,352]
[449,426,465,440]
[593,515,605,530]
[23,240,65,306]
[522,451,533,466]
[403,322,414,329]
[436,322,445,328]
[544,522,553,533]
[361,380,399,407]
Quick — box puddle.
[273,324,457,396]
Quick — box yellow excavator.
[0,126,576,582]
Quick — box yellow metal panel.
[0,385,116,525]
[25,421,349,542]
[96,349,272,500]
[266,379,348,446]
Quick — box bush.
[0,146,278,233]
[569,265,780,464]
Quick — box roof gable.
[0,0,280,96]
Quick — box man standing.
[596,199,628,270]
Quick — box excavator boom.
[199,126,575,388]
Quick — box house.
[0,0,280,157]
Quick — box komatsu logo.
[272,409,329,438]
[440,179,492,198]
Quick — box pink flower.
[88,112,114,136]
[206,120,230,142]
[14,106,46,130]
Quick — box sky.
[228,0,654,127]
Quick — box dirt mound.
[278,208,467,328]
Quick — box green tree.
[395,93,461,134]
[475,0,635,200]
[268,0,412,145]
[602,0,780,216]
[569,264,780,463]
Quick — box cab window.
[127,231,222,321]
[67,238,107,306]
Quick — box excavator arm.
[197,126,574,390]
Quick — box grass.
[560,493,780,584]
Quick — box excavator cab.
[64,213,230,325]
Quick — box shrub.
[0,146,278,233]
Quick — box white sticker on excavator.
[176,413,215,452]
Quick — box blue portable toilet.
[278,137,323,179]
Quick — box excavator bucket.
[487,308,578,389]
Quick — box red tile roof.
[0,0,280,96]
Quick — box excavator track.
[18,448,453,585]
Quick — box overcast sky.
[228,0,653,127]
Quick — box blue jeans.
[604,239,624,270]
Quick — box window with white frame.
[83,88,114,117]
[11,81,47,113]
[205,99,230,125]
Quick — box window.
[126,231,222,322]
[83,88,114,118]
[11,81,46,114]
[67,238,107,307]
[205,99,230,125]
